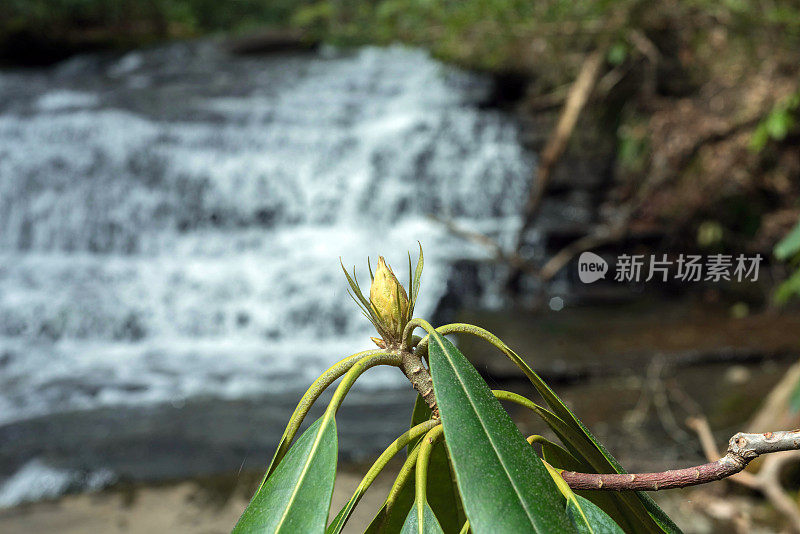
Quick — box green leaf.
[365,442,422,534]
[790,377,800,414]
[501,348,681,534]
[450,325,679,534]
[541,460,624,534]
[568,495,626,534]
[401,501,445,534]
[607,42,627,66]
[328,419,437,534]
[411,242,424,309]
[538,437,585,472]
[365,474,416,534]
[327,502,352,534]
[531,432,630,526]
[766,109,793,140]
[365,479,415,533]
[427,333,575,534]
[749,124,770,152]
[775,221,800,260]
[409,395,466,532]
[775,268,800,305]
[234,417,337,534]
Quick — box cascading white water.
[0,43,534,429]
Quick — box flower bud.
[369,257,409,341]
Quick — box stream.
[1,40,795,512]
[0,40,546,506]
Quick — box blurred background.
[0,1,799,532]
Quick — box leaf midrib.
[274,416,332,532]
[435,336,544,532]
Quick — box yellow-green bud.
[369,257,409,341]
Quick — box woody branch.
[559,430,800,491]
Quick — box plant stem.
[402,318,434,351]
[416,425,445,510]
[399,348,438,417]
[399,318,439,415]
[414,324,518,372]
[329,419,439,532]
[385,442,421,512]
[358,420,439,493]
[324,351,403,417]
[560,430,800,491]
[263,348,383,480]
[497,389,800,492]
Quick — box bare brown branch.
[687,415,800,532]
[514,49,607,254]
[559,430,800,491]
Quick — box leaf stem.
[415,425,445,513]
[414,324,520,374]
[263,349,383,481]
[402,317,437,351]
[328,419,439,532]
[385,442,421,511]
[493,389,611,473]
[324,351,404,418]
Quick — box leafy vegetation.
[751,90,800,153]
[288,0,800,295]
[234,249,683,533]
[0,0,301,62]
[775,219,800,305]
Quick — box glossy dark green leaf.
[539,438,584,472]
[328,419,436,534]
[364,477,416,534]
[409,395,465,533]
[775,220,800,260]
[365,443,420,534]
[427,332,574,534]
[401,501,445,534]
[495,344,681,534]
[568,495,626,534]
[541,459,624,534]
[509,398,634,532]
[234,417,337,534]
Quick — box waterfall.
[0,42,534,427]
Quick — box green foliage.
[233,417,337,533]
[775,220,800,261]
[774,220,800,305]
[750,91,800,152]
[237,251,684,533]
[540,460,624,534]
[427,332,574,533]
[364,448,418,533]
[401,501,445,534]
[0,0,303,58]
[606,42,628,67]
[789,378,800,414]
[409,396,465,533]
[569,495,626,534]
[617,119,651,174]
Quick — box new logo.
[577,252,608,283]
